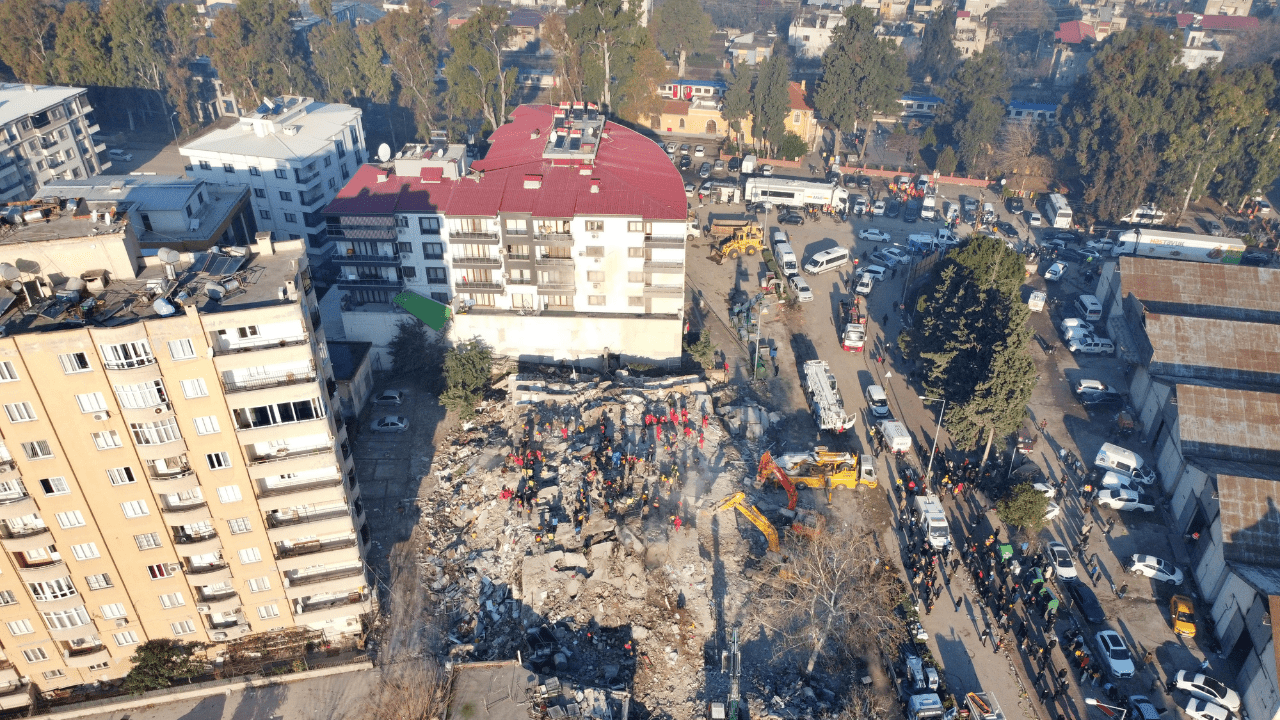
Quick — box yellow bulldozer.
[711,225,764,264]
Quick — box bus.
[1044,193,1073,229]
[744,177,849,209]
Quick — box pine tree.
[444,6,516,131]
[813,6,907,158]
[651,0,712,78]
[373,0,439,141]
[721,63,755,140]
[122,640,202,694]
[751,51,792,156]
[912,7,958,84]
[936,47,1010,174]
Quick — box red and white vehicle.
[841,296,867,352]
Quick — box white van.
[804,247,850,275]
[1095,443,1157,484]
[866,385,890,417]
[1075,294,1103,322]
[772,233,799,276]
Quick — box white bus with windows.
[1043,193,1073,229]
[745,177,849,209]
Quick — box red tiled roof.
[1175,12,1260,29]
[956,10,971,17]
[1054,20,1096,44]
[324,105,686,221]
[788,82,813,112]
[662,100,691,116]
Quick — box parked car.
[852,195,869,215]
[904,199,921,222]
[679,156,691,170]
[728,157,741,172]
[1007,197,1025,214]
[1185,699,1231,720]
[1200,217,1224,236]
[761,164,774,176]
[1079,390,1124,410]
[1064,579,1106,623]
[858,265,888,281]
[698,162,711,178]
[1241,249,1274,267]
[778,212,805,226]
[1027,211,1043,226]
[886,199,902,218]
[859,228,892,243]
[855,274,875,296]
[1060,318,1095,336]
[1100,471,1142,494]
[961,195,978,213]
[699,180,712,193]
[713,159,726,174]
[1170,595,1197,638]
[1048,541,1078,579]
[857,175,871,189]
[1087,239,1116,253]
[866,385,890,417]
[1046,230,1083,243]
[1094,630,1136,678]
[881,247,910,265]
[684,182,695,196]
[1067,334,1116,355]
[665,142,677,154]
[1095,488,1156,512]
[1044,262,1067,281]
[789,274,814,302]
[872,199,887,216]
[843,174,859,188]
[373,390,404,406]
[1175,671,1241,713]
[1128,554,1184,585]
[372,415,410,433]
[108,148,133,161]
[1074,378,1111,394]
[694,145,705,157]
[994,221,1020,239]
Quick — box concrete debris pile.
[407,371,759,714]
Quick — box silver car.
[789,274,814,302]
[373,390,404,406]
[371,415,409,433]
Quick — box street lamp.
[1085,698,1128,720]
[919,395,946,484]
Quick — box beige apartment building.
[0,199,369,704]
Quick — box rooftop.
[1121,256,1280,325]
[1218,475,1280,568]
[328,340,372,381]
[1177,384,1280,464]
[0,197,128,247]
[1055,20,1096,44]
[323,104,684,221]
[788,82,815,112]
[41,176,248,246]
[0,83,86,127]
[180,96,360,163]
[1175,12,1259,29]
[1145,313,1280,384]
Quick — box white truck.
[803,360,856,432]
[1113,228,1246,265]
[745,177,849,209]
[877,420,912,454]
[914,492,950,550]
[741,155,758,175]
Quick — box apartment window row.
[129,418,181,446]
[114,379,167,409]
[234,398,325,429]
[100,340,155,370]
[27,577,77,601]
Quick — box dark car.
[1008,197,1025,214]
[1064,579,1106,624]
[1241,249,1273,267]
[826,170,842,184]
[1057,248,1084,263]
[857,175,871,189]
[904,199,921,222]
[962,209,977,225]
[1079,391,1124,411]
[842,174,858,188]
[886,199,902,218]
[778,212,805,226]
[1047,230,1084,243]
[679,156,691,170]
[994,221,1020,239]
[728,156,741,172]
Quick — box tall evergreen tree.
[936,47,1009,173]
[651,0,712,78]
[813,6,907,158]
[373,0,439,140]
[721,63,755,140]
[443,6,515,131]
[912,7,958,83]
[53,3,113,87]
[0,0,56,83]
[313,22,365,104]
[204,0,315,101]
[612,28,668,124]
[566,0,638,113]
[750,51,792,155]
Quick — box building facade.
[0,84,107,204]
[323,103,687,368]
[788,6,849,58]
[179,97,366,259]
[0,210,369,700]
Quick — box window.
[419,217,441,235]
[284,212,297,223]
[430,292,449,304]
[628,221,644,232]
[325,156,334,168]
[426,267,447,285]
[58,352,91,373]
[585,221,604,232]
[335,139,346,158]
[274,169,287,179]
[22,440,52,460]
[56,510,86,528]
[260,209,271,220]
[75,392,107,413]
[628,272,644,283]
[100,603,126,619]
[216,485,242,503]
[628,247,646,258]
[226,517,252,535]
[328,177,337,189]
[146,563,173,580]
[41,607,91,630]
[114,379,168,409]
[250,166,261,176]
[238,547,262,564]
[0,361,16,381]
[584,246,604,257]
[588,296,606,306]
[254,188,266,199]
[248,576,271,593]
[134,532,162,550]
[158,591,185,608]
[42,670,65,680]
[85,573,113,590]
[113,631,139,646]
[40,477,69,495]
[402,267,416,279]
[99,340,154,370]
[0,590,16,606]
[7,620,33,636]
[3,402,35,423]
[168,338,196,360]
[793,111,801,123]
[279,191,293,202]
[179,378,209,398]
[587,271,605,283]
[129,418,181,446]
[107,467,136,486]
[27,577,77,600]
[172,620,196,635]
[193,416,221,435]
[257,604,280,619]
[199,160,211,171]
[234,398,325,429]
[206,452,231,470]
[120,500,149,519]
[92,431,123,450]
[22,648,48,663]
[70,543,99,561]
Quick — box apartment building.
[0,84,107,204]
[179,96,366,260]
[0,202,369,699]
[323,103,687,368]
[788,5,848,58]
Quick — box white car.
[108,148,133,161]
[852,195,868,214]
[1176,672,1242,713]
[858,265,887,281]
[1060,318,1095,334]
[1074,378,1110,394]
[761,164,774,176]
[685,182,695,196]
[373,390,404,406]
[1096,488,1156,512]
[1185,699,1231,720]
[1028,211,1043,226]
[1044,502,1061,521]
[1067,334,1115,355]
[665,142,677,154]
[789,274,814,302]
[865,385,890,417]
[1044,262,1067,281]
[882,247,910,265]
[1087,239,1116,253]
[699,180,713,193]
[371,415,410,433]
[1100,471,1141,494]
[694,145,705,157]
[1128,554,1184,585]
[855,274,875,296]
[1047,541,1078,579]
[1127,464,1158,485]
[859,228,892,243]
[1033,482,1059,499]
[872,199,886,216]
[1094,630,1136,678]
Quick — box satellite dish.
[0,264,17,281]
[157,248,181,264]
[377,143,391,163]
[14,259,39,275]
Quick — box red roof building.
[1054,20,1097,44]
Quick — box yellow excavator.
[712,491,826,551]
[760,449,877,505]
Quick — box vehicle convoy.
[915,493,950,549]
[803,360,856,432]
[711,224,765,263]
[1113,228,1247,264]
[840,296,867,351]
[888,644,945,720]
[745,177,850,209]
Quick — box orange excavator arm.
[758,451,798,510]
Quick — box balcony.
[0,493,36,516]
[295,166,321,185]
[507,253,532,261]
[47,621,98,642]
[30,591,85,612]
[507,277,535,286]
[258,475,343,500]
[173,529,222,555]
[224,369,318,394]
[285,566,365,599]
[160,501,212,525]
[334,276,404,290]
[102,355,158,371]
[214,335,310,356]
[537,283,576,294]
[534,256,574,267]
[0,526,51,553]
[294,592,371,622]
[299,190,327,207]
[266,506,350,530]
[13,559,68,583]
[208,621,252,642]
[0,682,28,711]
[534,233,574,245]
[274,537,359,571]
[450,231,500,243]
[325,224,396,241]
[186,562,232,583]
[454,280,503,292]
[148,468,200,494]
[644,235,686,248]
[0,459,16,475]
[334,252,402,266]
[62,646,110,669]
[644,260,686,271]
[195,591,241,614]
[247,445,335,477]
[236,416,332,446]
[643,284,684,298]
[451,256,502,269]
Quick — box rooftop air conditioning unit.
[166,563,181,574]
[114,618,128,627]
[212,632,228,641]
[92,412,109,421]
[196,605,211,613]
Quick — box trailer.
[745,177,849,209]
[840,296,867,351]
[1114,228,1246,265]
[803,360,856,432]
[707,218,760,241]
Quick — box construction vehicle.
[888,644,946,720]
[840,296,867,352]
[710,224,765,264]
[712,490,825,554]
[965,692,1004,720]
[803,360,856,432]
[760,449,877,506]
[708,629,743,720]
[707,218,761,242]
[686,212,699,241]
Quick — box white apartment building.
[788,6,849,58]
[323,103,688,368]
[0,84,107,204]
[179,97,366,260]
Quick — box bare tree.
[994,121,1051,192]
[751,516,905,675]
[360,659,452,720]
[833,682,896,720]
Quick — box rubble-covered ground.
[366,368,893,720]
